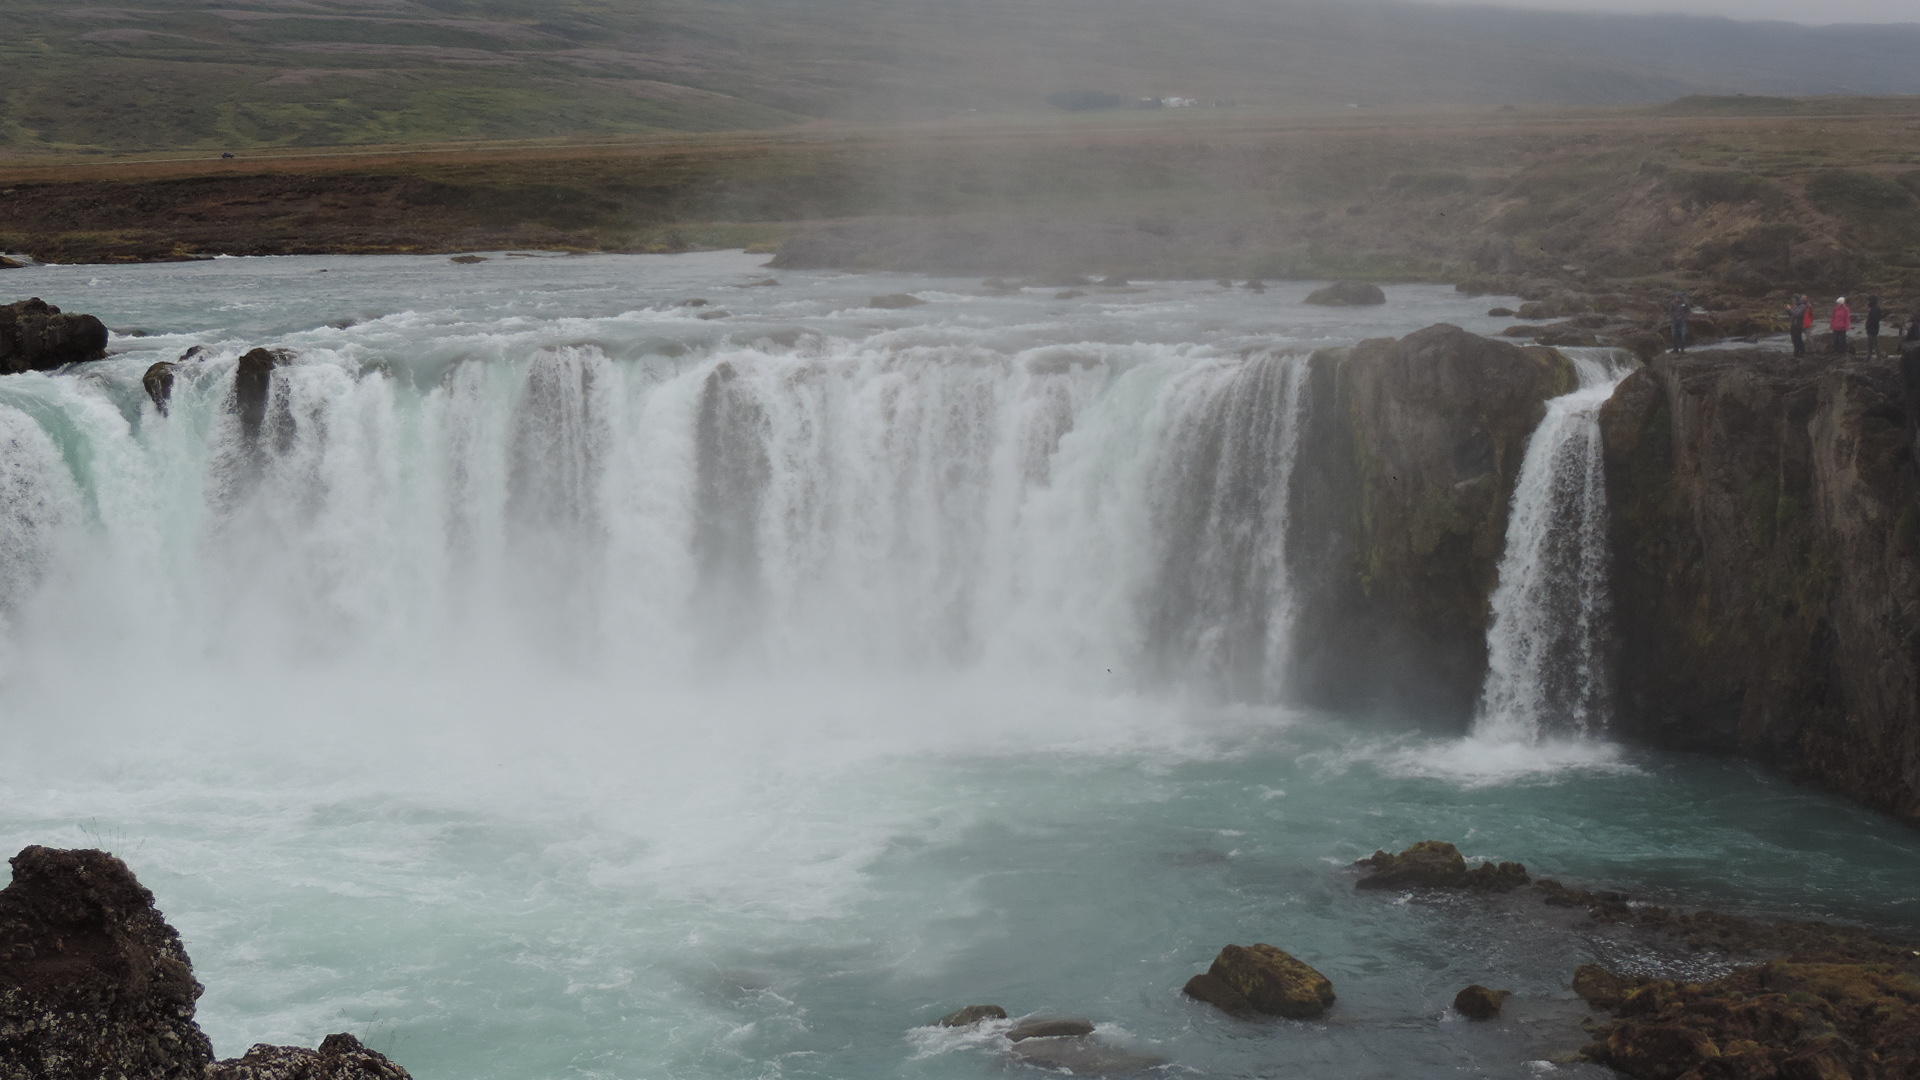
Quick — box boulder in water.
[1006,1016,1095,1041]
[1303,281,1386,306]
[449,254,488,264]
[0,297,109,374]
[0,846,215,1080]
[1452,984,1510,1020]
[1180,971,1256,1018]
[868,293,925,309]
[144,362,177,414]
[0,256,24,270]
[937,1003,1006,1027]
[1355,841,1530,892]
[205,1033,411,1080]
[1186,944,1334,1019]
[232,347,287,443]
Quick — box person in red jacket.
[1830,296,1851,355]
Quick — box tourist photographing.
[1786,294,1808,356]
[1830,296,1851,355]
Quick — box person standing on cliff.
[1787,294,1808,356]
[1865,296,1883,358]
[1667,292,1690,353]
[1831,296,1851,355]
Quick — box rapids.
[3,251,1918,1080]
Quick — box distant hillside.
[6,0,1920,152]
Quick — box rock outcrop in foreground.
[0,846,412,1080]
[0,298,108,374]
[1601,349,1920,822]
[1183,943,1335,1019]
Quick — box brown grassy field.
[3,101,1919,306]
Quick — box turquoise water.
[1,252,1916,1079]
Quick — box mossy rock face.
[1584,958,1920,1080]
[1196,944,1335,1020]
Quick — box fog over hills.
[6,0,1920,151]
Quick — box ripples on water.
[2,252,1916,1080]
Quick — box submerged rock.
[1452,984,1509,1020]
[1007,1035,1165,1075]
[1006,1016,1095,1041]
[0,297,109,374]
[206,1033,410,1080]
[867,293,925,309]
[0,846,213,1080]
[1185,943,1334,1019]
[937,1003,1006,1027]
[1303,280,1386,306]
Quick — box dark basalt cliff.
[1288,323,1576,719]
[0,297,108,374]
[1600,349,1920,822]
[0,846,413,1080]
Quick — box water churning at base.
[1473,349,1635,742]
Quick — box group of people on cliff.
[1782,294,1918,358]
[1670,291,1919,359]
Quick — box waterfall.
[0,339,1314,701]
[1473,349,1635,742]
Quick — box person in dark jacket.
[1865,296,1883,358]
[1667,292,1690,353]
[1786,294,1808,356]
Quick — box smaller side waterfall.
[1473,349,1635,742]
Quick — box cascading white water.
[0,327,1314,701]
[1473,348,1636,742]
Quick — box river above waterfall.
[3,251,1918,1080]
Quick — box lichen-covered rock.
[1304,280,1386,306]
[0,298,109,374]
[207,1033,412,1080]
[1583,958,1920,1080]
[1189,944,1334,1019]
[1571,964,1644,1011]
[1452,984,1509,1020]
[936,1003,1006,1027]
[1180,971,1255,1018]
[0,846,214,1080]
[1354,841,1530,892]
[1600,350,1920,823]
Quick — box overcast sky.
[1437,0,1920,24]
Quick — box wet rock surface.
[0,846,413,1080]
[1007,1035,1166,1075]
[205,1035,411,1080]
[1600,348,1920,823]
[866,292,925,308]
[1006,1016,1095,1041]
[0,297,109,374]
[0,846,212,1080]
[1185,943,1335,1019]
[937,1003,1006,1027]
[1452,984,1509,1020]
[1355,842,1531,892]
[1285,322,1575,717]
